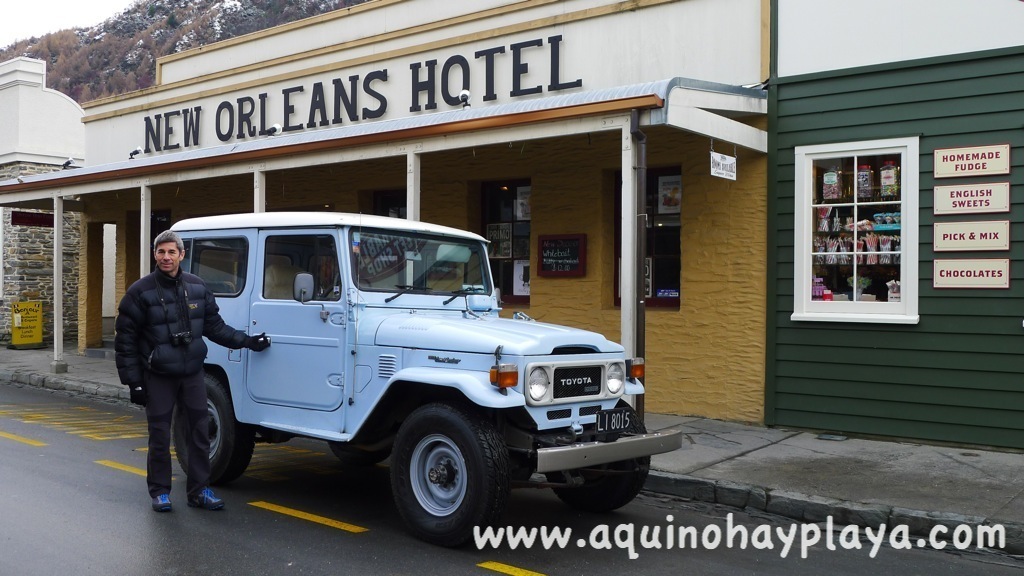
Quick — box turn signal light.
[629,357,645,380]
[490,363,518,388]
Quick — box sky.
[1,0,136,48]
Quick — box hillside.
[0,0,369,103]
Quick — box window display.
[811,153,902,303]
[793,138,919,324]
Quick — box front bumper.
[534,428,683,473]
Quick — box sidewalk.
[2,342,1023,553]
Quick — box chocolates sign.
[933,259,1010,289]
[933,183,1010,215]
[933,144,1010,179]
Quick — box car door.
[245,230,348,420]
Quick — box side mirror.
[294,272,315,303]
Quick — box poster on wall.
[513,259,530,296]
[486,223,512,258]
[657,175,682,214]
[516,186,532,220]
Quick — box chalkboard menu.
[538,234,586,277]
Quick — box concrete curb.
[644,471,1024,556]
[0,371,128,401]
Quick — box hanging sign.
[710,152,736,180]
[933,259,1009,289]
[933,182,1010,215]
[933,144,1010,178]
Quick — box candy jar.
[857,164,875,202]
[880,161,900,199]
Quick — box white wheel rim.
[409,433,467,517]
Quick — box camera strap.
[156,276,190,337]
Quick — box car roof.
[172,212,486,242]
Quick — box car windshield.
[350,228,491,297]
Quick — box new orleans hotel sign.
[139,35,583,154]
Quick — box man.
[115,230,270,512]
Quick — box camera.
[170,331,193,346]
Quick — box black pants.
[145,371,211,499]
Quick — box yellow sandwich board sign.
[10,301,44,349]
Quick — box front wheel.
[549,404,650,512]
[390,402,509,546]
[173,373,255,485]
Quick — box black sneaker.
[152,494,172,512]
[187,487,224,510]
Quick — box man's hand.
[247,332,271,352]
[129,384,147,406]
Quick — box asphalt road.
[2,382,1022,576]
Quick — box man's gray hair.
[153,230,184,252]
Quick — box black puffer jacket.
[115,268,249,387]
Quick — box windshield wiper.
[443,287,484,305]
[385,284,417,303]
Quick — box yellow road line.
[0,430,47,447]
[249,501,368,533]
[478,561,546,576]
[95,459,147,477]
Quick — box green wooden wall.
[767,46,1024,448]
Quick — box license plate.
[595,407,632,434]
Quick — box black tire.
[550,404,650,512]
[328,442,391,466]
[172,372,255,485]
[390,402,509,547]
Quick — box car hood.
[373,313,623,356]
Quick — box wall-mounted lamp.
[129,146,143,160]
[266,123,283,136]
[61,158,75,169]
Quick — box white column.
[620,124,638,358]
[139,184,151,279]
[51,196,67,372]
[254,169,266,213]
[406,151,421,221]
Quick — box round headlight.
[528,367,549,402]
[607,363,625,394]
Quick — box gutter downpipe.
[630,109,647,419]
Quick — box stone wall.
[1,161,81,344]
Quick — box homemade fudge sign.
[933,144,1010,178]
[538,234,586,277]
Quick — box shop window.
[793,137,919,324]
[615,167,681,308]
[482,179,531,304]
[373,190,406,219]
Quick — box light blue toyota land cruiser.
[171,212,681,546]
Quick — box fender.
[625,378,645,396]
[386,366,525,409]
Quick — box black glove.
[129,384,147,406]
[247,332,271,352]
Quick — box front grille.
[579,405,601,416]
[553,366,602,399]
[547,409,571,420]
